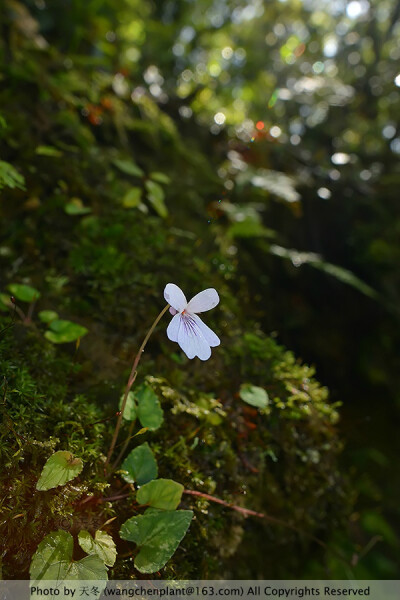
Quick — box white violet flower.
[164,283,220,361]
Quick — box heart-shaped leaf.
[121,443,158,485]
[136,384,163,431]
[45,319,88,344]
[119,391,137,421]
[239,383,269,408]
[119,510,193,573]
[36,451,83,491]
[30,530,108,582]
[136,478,183,510]
[38,310,59,323]
[78,530,116,567]
[8,283,41,303]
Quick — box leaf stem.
[104,304,170,472]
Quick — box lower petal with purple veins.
[178,314,212,360]
[191,314,220,348]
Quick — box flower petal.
[187,288,219,314]
[164,283,187,312]
[166,313,181,342]
[178,314,212,361]
[191,314,220,347]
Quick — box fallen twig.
[183,488,351,569]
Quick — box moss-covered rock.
[0,312,348,579]
[0,4,351,579]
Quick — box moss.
[0,324,115,578]
[0,10,351,578]
[0,313,349,579]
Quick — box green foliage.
[119,510,193,574]
[0,309,348,579]
[8,284,40,303]
[113,159,144,178]
[121,442,158,485]
[145,179,168,218]
[35,146,63,158]
[30,530,108,582]
[269,245,379,299]
[122,187,142,208]
[2,0,397,581]
[136,479,184,511]
[120,384,164,431]
[36,451,84,491]
[0,325,110,578]
[150,172,171,185]
[119,391,137,421]
[64,199,92,216]
[44,320,88,344]
[78,530,117,567]
[136,384,164,431]
[247,169,300,204]
[239,384,269,409]
[38,311,59,323]
[0,160,25,191]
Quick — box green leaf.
[219,201,275,239]
[8,283,41,303]
[36,451,84,491]
[64,198,92,215]
[122,187,142,208]
[269,245,379,299]
[136,384,164,431]
[113,158,144,177]
[145,180,168,218]
[228,219,273,239]
[119,391,137,421]
[136,478,183,510]
[38,310,59,323]
[239,383,269,408]
[78,530,117,567]
[119,510,193,573]
[0,160,25,191]
[35,145,63,158]
[150,172,171,185]
[121,443,158,485]
[30,530,108,582]
[312,261,379,299]
[45,319,88,344]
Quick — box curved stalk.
[104,304,170,471]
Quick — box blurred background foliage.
[1,0,400,580]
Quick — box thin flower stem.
[105,304,170,472]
